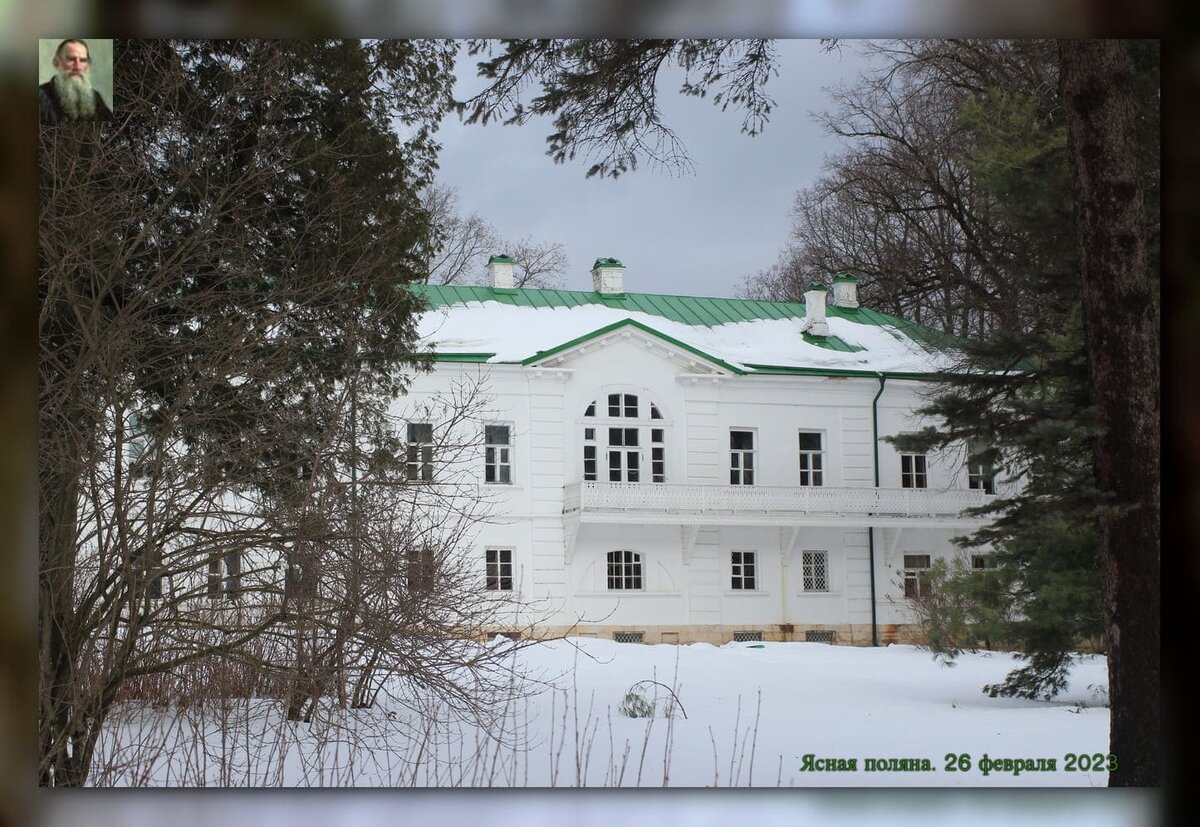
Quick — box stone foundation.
[486,623,932,647]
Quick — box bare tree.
[421,183,500,285]
[420,182,569,289]
[41,155,548,780]
[264,374,551,726]
[507,237,569,288]
[743,41,1070,339]
[37,40,555,787]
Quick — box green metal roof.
[801,332,864,352]
[844,306,964,352]
[413,283,826,325]
[410,283,951,352]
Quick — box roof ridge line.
[413,282,806,307]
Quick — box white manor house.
[400,256,1004,646]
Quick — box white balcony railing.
[563,481,989,521]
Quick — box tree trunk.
[1059,39,1160,787]
[38,459,85,786]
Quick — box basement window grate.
[805,630,836,644]
[613,631,645,644]
[732,631,763,642]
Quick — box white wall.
[396,341,999,634]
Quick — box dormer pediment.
[522,319,740,376]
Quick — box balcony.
[562,481,992,528]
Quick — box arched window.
[583,393,666,483]
[606,550,643,590]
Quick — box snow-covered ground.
[511,637,1111,788]
[91,637,1112,789]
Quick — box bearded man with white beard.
[39,39,112,124]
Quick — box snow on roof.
[415,287,958,376]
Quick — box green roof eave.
[427,352,950,380]
[431,352,496,363]
[521,318,746,375]
[741,363,945,381]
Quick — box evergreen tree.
[891,42,1156,706]
[885,50,1102,699]
[38,39,456,786]
[895,312,1106,699]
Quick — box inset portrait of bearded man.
[39,39,113,125]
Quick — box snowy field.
[90,637,1112,789]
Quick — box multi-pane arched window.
[582,393,666,483]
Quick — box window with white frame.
[484,425,513,484]
[207,551,241,601]
[583,426,598,481]
[966,442,996,494]
[582,394,666,483]
[406,422,434,482]
[207,558,220,600]
[142,545,164,599]
[606,550,643,590]
[651,428,665,483]
[124,411,152,477]
[971,554,993,570]
[285,558,316,598]
[609,392,638,418]
[730,550,757,590]
[486,548,513,591]
[900,452,927,489]
[607,427,640,482]
[902,554,932,599]
[802,550,829,592]
[407,546,436,593]
[224,552,240,600]
[797,431,825,486]
[730,429,755,485]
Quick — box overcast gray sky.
[433,40,879,299]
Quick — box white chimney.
[591,257,625,294]
[487,254,515,289]
[831,274,860,308]
[803,283,829,337]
